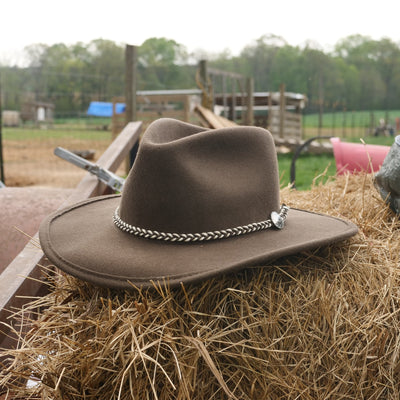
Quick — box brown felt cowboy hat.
[39,118,358,289]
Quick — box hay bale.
[1,174,400,399]
[2,111,20,127]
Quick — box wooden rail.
[269,110,302,139]
[197,60,254,125]
[112,92,196,138]
[195,104,237,129]
[0,121,142,351]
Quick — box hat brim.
[39,195,358,289]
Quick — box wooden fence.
[111,90,201,137]
[269,109,302,139]
[0,121,142,354]
[197,60,254,126]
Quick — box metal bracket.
[54,147,125,192]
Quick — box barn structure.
[196,61,306,139]
[212,85,307,139]
[20,100,55,126]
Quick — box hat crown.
[119,118,280,235]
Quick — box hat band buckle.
[113,205,289,243]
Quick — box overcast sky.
[1,0,399,65]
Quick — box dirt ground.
[0,186,73,272]
[3,137,112,188]
[1,135,118,271]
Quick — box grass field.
[278,152,336,189]
[2,127,113,187]
[278,134,396,189]
[303,109,400,128]
[282,109,399,188]
[1,111,398,189]
[2,127,111,141]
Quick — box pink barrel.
[330,137,390,175]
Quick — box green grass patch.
[277,135,396,190]
[54,116,112,126]
[3,119,396,191]
[302,110,400,139]
[278,153,337,190]
[346,136,395,146]
[2,127,111,141]
[277,134,396,190]
[303,109,400,129]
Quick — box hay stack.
[1,174,400,399]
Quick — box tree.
[1,34,400,116]
[371,38,400,109]
[301,47,332,116]
[139,37,188,67]
[138,38,190,90]
[333,35,400,110]
[20,40,126,113]
[332,57,360,110]
[240,34,287,91]
[88,39,125,98]
[269,46,307,93]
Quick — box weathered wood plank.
[194,105,237,129]
[207,67,245,80]
[136,94,194,103]
[0,121,142,350]
[136,110,186,121]
[245,78,254,126]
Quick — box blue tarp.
[86,101,125,117]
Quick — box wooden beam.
[0,121,142,350]
[195,105,237,129]
[245,77,254,125]
[279,83,286,138]
[183,95,190,122]
[125,45,138,171]
[222,75,228,118]
[207,67,245,80]
[199,60,211,109]
[231,79,237,122]
[125,45,138,124]
[0,81,4,184]
[136,94,190,103]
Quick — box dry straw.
[1,173,400,399]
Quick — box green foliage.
[1,34,400,117]
[137,38,194,90]
[232,35,400,112]
[4,39,125,115]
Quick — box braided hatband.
[113,205,289,243]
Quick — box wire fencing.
[2,104,400,188]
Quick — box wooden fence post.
[199,60,212,109]
[0,80,4,184]
[279,83,286,138]
[125,45,138,169]
[197,63,254,125]
[125,44,137,124]
[267,92,272,130]
[184,95,191,122]
[222,75,228,118]
[245,77,254,126]
[318,74,324,136]
[231,79,236,122]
